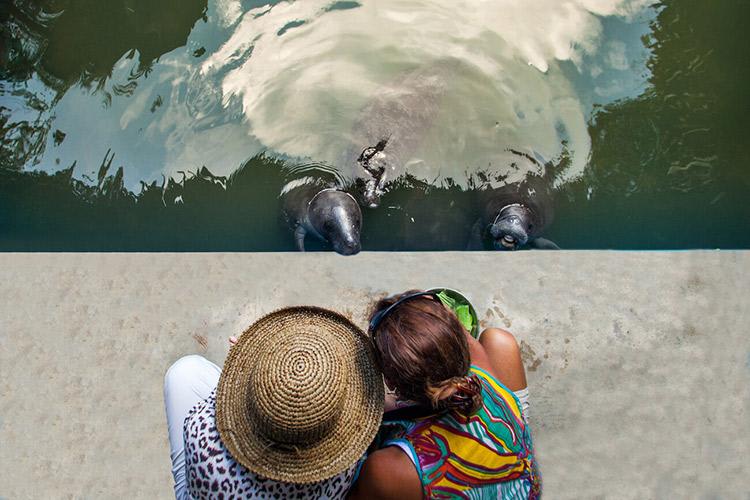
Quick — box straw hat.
[216,306,384,483]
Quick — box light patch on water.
[200,0,657,186]
[39,45,263,188]
[606,41,631,71]
[19,0,656,190]
[214,0,244,27]
[279,176,318,196]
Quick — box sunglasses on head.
[368,290,441,337]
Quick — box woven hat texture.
[216,306,384,483]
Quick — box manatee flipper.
[466,218,485,250]
[529,237,560,250]
[294,225,307,252]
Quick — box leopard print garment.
[183,390,360,500]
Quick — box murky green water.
[1,0,748,250]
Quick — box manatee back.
[280,182,320,227]
[341,63,453,179]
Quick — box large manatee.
[281,179,362,256]
[341,62,454,207]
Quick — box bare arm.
[348,447,423,500]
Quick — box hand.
[229,336,238,346]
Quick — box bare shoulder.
[347,446,422,500]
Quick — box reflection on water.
[550,0,750,249]
[200,0,633,185]
[1,0,208,169]
[1,0,748,249]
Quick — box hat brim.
[216,306,384,483]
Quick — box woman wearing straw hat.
[163,306,383,499]
[349,290,540,499]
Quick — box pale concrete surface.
[0,252,748,499]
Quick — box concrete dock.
[1,252,748,498]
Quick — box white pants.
[163,355,221,500]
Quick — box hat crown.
[249,329,348,446]
[217,307,384,483]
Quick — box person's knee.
[479,328,527,391]
[479,328,520,355]
[165,355,209,385]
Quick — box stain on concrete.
[193,334,208,350]
[519,340,542,372]
[627,306,642,319]
[561,354,570,370]
[613,319,622,334]
[683,274,705,293]
[568,306,579,323]
[612,319,630,341]
[485,303,512,328]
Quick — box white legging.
[163,355,221,500]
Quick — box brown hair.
[369,290,482,415]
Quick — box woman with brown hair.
[349,290,540,499]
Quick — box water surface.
[1,0,748,250]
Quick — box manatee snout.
[332,232,361,256]
[490,212,530,251]
[311,191,363,256]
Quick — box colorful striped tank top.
[380,365,540,499]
